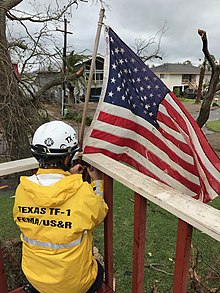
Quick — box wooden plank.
[103,175,114,290]
[83,154,220,242]
[0,158,38,177]
[173,219,193,293]
[0,247,8,293]
[132,193,147,293]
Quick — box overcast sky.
[15,0,220,67]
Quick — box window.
[182,74,197,84]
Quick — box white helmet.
[31,121,79,157]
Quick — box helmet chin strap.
[62,154,74,171]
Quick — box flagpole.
[79,8,105,153]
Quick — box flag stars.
[131,58,136,63]
[115,47,120,53]
[121,95,126,101]
[112,63,117,69]
[132,104,137,108]
[108,91,114,97]
[119,59,124,65]
[147,85,151,90]
[117,86,121,92]
[134,68,138,73]
[120,48,125,54]
[155,85,159,90]
[145,104,150,110]
[111,77,116,83]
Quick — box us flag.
[84,27,220,203]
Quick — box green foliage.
[206,120,220,132]
[86,116,93,126]
[63,111,92,125]
[173,88,181,98]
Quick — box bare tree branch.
[34,66,84,100]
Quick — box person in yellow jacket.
[13,120,109,293]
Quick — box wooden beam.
[103,174,114,290]
[0,158,38,176]
[132,193,147,293]
[173,219,193,293]
[83,154,220,242]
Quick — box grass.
[178,97,196,104]
[206,120,220,132]
[1,182,220,292]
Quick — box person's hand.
[69,164,85,174]
[87,166,103,181]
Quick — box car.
[182,88,197,99]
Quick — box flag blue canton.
[104,28,170,128]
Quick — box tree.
[134,22,167,63]
[183,60,193,65]
[195,58,206,104]
[65,51,87,105]
[196,29,220,128]
[0,0,90,160]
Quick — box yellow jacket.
[13,168,108,293]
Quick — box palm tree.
[65,51,88,106]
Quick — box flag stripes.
[84,27,220,203]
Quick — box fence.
[0,154,220,292]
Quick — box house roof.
[152,63,202,74]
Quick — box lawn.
[1,181,220,292]
[206,120,220,132]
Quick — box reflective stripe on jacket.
[13,168,108,293]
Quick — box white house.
[151,63,212,93]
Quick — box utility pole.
[56,16,73,116]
